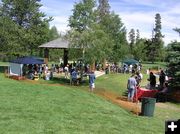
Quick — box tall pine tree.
[98,0,110,17]
[167,29,180,90]
[128,28,135,54]
[49,26,60,41]
[0,0,52,56]
[136,29,140,42]
[146,13,164,63]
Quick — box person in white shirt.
[129,64,133,73]
[64,65,69,79]
[44,64,48,74]
[136,72,143,86]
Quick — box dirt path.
[94,90,141,115]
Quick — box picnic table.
[134,87,159,101]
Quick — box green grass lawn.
[0,62,8,66]
[0,62,8,73]
[0,73,180,134]
[141,61,167,72]
[95,73,149,96]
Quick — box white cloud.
[52,16,69,24]
[120,11,155,28]
[119,12,156,41]
[114,0,180,45]
[40,0,180,45]
[49,16,70,33]
[120,11,180,45]
[40,6,60,16]
[163,32,180,44]
[121,0,157,7]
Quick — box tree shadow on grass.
[116,90,128,101]
[0,66,8,73]
[122,90,128,97]
[50,77,70,85]
[46,77,89,87]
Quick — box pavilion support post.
[44,48,49,64]
[103,58,106,70]
[90,61,95,71]
[63,49,68,67]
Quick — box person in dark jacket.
[159,70,165,90]
[148,72,156,89]
[155,82,169,102]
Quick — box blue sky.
[40,0,180,45]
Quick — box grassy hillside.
[0,73,179,134]
[95,73,149,96]
[141,62,167,72]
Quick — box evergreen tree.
[48,26,62,61]
[136,29,140,42]
[133,38,146,61]
[0,16,24,56]
[0,0,52,56]
[109,13,128,62]
[49,26,60,41]
[144,39,154,61]
[167,29,180,90]
[153,13,164,60]
[134,29,142,60]
[154,13,163,39]
[98,0,110,17]
[146,13,164,63]
[173,28,180,36]
[128,28,135,53]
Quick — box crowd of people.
[147,69,168,91]
[49,61,96,92]
[123,64,142,74]
[22,64,51,80]
[63,64,96,92]
[21,62,170,99]
[127,67,169,102]
[21,62,96,92]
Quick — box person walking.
[89,70,96,92]
[71,69,78,85]
[127,74,137,102]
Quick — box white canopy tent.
[9,63,23,76]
